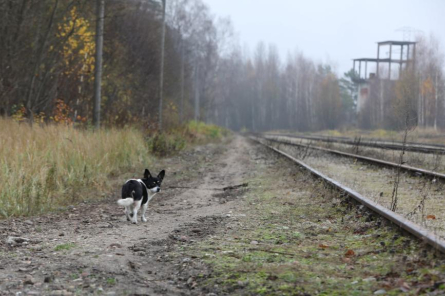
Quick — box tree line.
[0,0,443,131]
[0,0,229,128]
[209,44,354,131]
[210,36,445,132]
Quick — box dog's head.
[143,169,165,193]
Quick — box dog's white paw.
[142,217,147,222]
[132,220,138,224]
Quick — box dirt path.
[0,136,253,295]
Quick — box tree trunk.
[25,0,59,126]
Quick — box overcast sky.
[203,0,445,76]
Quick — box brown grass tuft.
[0,118,150,217]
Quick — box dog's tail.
[117,198,134,207]
[118,190,135,207]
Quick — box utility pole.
[180,38,185,123]
[194,62,200,121]
[158,0,166,130]
[93,0,105,129]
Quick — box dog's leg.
[125,206,131,221]
[141,203,149,222]
[132,200,142,224]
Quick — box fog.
[205,0,445,75]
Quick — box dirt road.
[0,136,254,295]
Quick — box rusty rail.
[266,133,445,155]
[251,136,445,254]
[264,135,445,181]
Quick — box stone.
[187,277,194,285]
[24,275,36,285]
[50,291,72,296]
[44,275,55,283]
[6,236,29,246]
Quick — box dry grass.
[0,118,151,217]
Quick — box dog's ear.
[157,170,165,181]
[144,169,152,179]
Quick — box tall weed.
[0,118,150,217]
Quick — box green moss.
[175,155,445,295]
[54,243,76,251]
[106,278,116,285]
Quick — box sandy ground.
[0,136,254,295]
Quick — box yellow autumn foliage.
[58,7,95,78]
[421,77,434,96]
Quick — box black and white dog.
[118,169,165,224]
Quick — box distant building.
[352,41,416,128]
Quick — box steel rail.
[267,133,445,155]
[251,136,445,254]
[264,135,445,181]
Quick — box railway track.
[264,134,445,181]
[267,133,445,155]
[251,135,445,254]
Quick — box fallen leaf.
[426,215,436,220]
[319,244,329,249]
[380,281,392,289]
[345,249,355,257]
[397,279,411,291]
[341,257,351,264]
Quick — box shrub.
[146,132,187,157]
[147,121,230,157]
